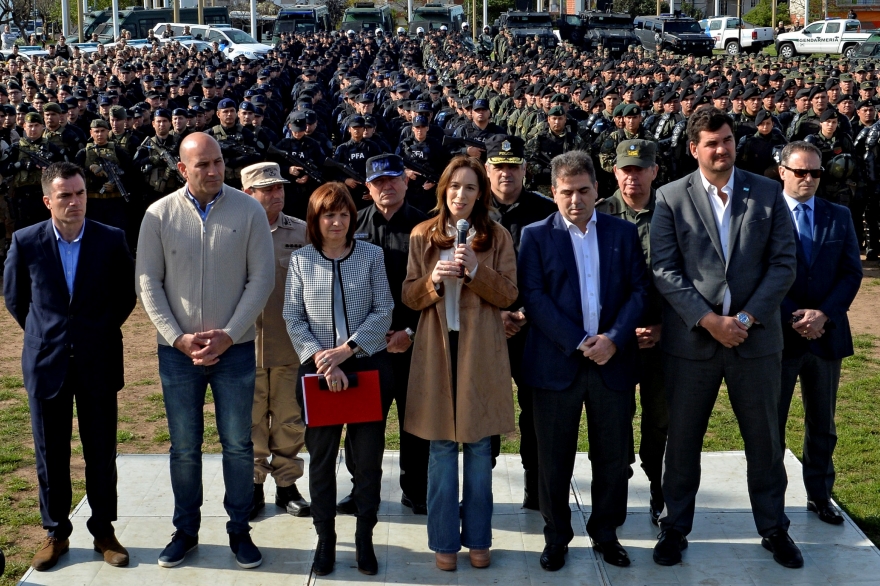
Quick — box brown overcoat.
[402,220,519,444]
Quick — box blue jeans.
[158,342,256,536]
[427,437,493,553]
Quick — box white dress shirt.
[440,224,477,331]
[562,211,601,346]
[700,170,734,316]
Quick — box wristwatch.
[346,340,359,352]
[404,327,415,342]
[735,312,753,330]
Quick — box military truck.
[341,2,394,34]
[408,2,465,35]
[272,5,331,43]
[557,10,637,54]
[633,13,714,56]
[495,10,558,48]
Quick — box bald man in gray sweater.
[136,133,274,570]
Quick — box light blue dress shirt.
[186,186,223,222]
[53,221,85,297]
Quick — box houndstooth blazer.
[283,239,393,363]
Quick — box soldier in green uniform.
[599,104,651,173]
[109,106,140,158]
[0,112,65,230]
[74,119,135,237]
[42,102,82,160]
[806,110,855,205]
[132,108,183,206]
[524,105,587,194]
[205,98,263,189]
[595,139,668,527]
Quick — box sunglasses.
[782,166,823,179]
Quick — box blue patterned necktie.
[794,203,812,263]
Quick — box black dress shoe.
[336,493,357,515]
[400,493,427,515]
[649,484,664,526]
[761,529,804,569]
[313,536,336,576]
[355,537,378,575]
[539,544,568,571]
[523,471,540,510]
[807,499,844,525]
[249,483,265,520]
[653,528,688,566]
[593,538,630,567]
[277,484,311,517]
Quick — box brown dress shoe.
[32,537,69,571]
[94,534,130,567]
[435,552,457,571]
[469,548,491,568]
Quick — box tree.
[462,0,516,29]
[613,0,670,18]
[744,0,790,27]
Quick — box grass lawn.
[0,336,879,583]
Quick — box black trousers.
[508,329,539,477]
[532,360,633,545]
[779,352,841,502]
[297,351,393,539]
[342,349,430,505]
[636,346,669,491]
[28,358,118,540]
[661,349,789,538]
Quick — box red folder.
[302,370,383,427]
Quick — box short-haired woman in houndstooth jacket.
[283,182,394,578]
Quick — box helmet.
[484,25,491,31]
[347,29,356,36]
[462,22,469,29]
[440,25,448,31]
[375,28,383,36]
[828,153,855,180]
[416,26,425,34]
[772,145,785,165]
[397,26,406,34]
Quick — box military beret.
[755,110,771,126]
[154,108,173,119]
[43,102,62,114]
[24,112,44,125]
[819,109,838,122]
[90,118,110,129]
[109,105,127,119]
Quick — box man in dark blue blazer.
[3,162,135,571]
[776,142,863,525]
[518,151,649,571]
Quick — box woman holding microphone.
[402,155,518,571]
[283,183,393,577]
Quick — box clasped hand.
[579,334,617,365]
[792,309,827,340]
[431,244,477,284]
[313,345,356,392]
[174,330,233,366]
[699,313,750,348]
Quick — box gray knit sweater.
[135,185,275,346]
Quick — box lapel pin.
[743,186,750,192]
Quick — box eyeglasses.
[781,166,823,179]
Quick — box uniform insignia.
[502,140,511,152]
[265,167,277,177]
[626,145,640,158]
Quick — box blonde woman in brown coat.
[402,155,518,572]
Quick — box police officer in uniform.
[395,113,447,215]
[524,105,587,194]
[331,114,382,209]
[270,111,325,220]
[205,98,263,189]
[806,110,854,205]
[451,98,504,159]
[240,162,312,520]
[736,110,788,178]
[109,106,140,158]
[42,102,83,160]
[0,112,65,230]
[132,108,183,205]
[74,119,134,237]
[599,104,651,173]
[597,139,668,526]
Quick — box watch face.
[738,313,749,325]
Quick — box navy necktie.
[795,203,812,262]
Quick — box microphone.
[456,219,469,278]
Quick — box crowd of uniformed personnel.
[0,23,878,260]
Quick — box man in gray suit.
[650,107,800,568]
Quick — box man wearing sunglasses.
[650,107,800,569]
[776,141,862,527]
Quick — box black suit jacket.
[4,219,136,400]
[780,197,862,361]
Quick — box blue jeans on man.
[427,436,493,553]
[158,341,256,536]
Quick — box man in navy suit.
[4,162,135,571]
[776,142,863,525]
[518,150,649,571]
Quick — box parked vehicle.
[775,18,871,58]
[408,2,465,35]
[495,10,557,48]
[853,31,880,58]
[557,10,638,54]
[83,7,229,43]
[634,13,714,56]
[152,23,271,59]
[342,2,394,34]
[699,16,774,54]
[272,5,330,44]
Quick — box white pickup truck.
[700,17,774,55]
[775,18,871,58]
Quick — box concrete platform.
[17,450,880,585]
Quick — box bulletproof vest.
[13,139,49,187]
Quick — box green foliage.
[462,0,516,29]
[744,0,790,27]
[614,0,670,18]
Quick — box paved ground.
[17,451,880,585]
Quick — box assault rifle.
[267,145,324,183]
[95,154,131,203]
[323,157,366,184]
[17,146,53,169]
[401,156,440,184]
[146,143,185,184]
[217,140,258,157]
